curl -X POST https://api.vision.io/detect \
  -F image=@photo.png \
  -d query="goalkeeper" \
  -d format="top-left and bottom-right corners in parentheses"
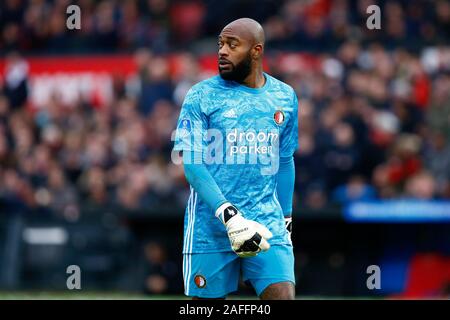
top-left (173, 18), bottom-right (298, 300)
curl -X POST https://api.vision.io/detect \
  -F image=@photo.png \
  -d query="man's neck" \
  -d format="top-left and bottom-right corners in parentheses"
top-left (241, 68), bottom-right (265, 88)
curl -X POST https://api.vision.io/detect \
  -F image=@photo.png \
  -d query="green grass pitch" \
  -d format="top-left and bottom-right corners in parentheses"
top-left (0, 291), bottom-right (378, 300)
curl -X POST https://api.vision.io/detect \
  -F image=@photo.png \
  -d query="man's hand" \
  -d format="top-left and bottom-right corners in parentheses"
top-left (216, 203), bottom-right (273, 258)
top-left (285, 216), bottom-right (292, 244)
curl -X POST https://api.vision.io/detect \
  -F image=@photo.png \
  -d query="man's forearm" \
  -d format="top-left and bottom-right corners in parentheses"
top-left (183, 151), bottom-right (227, 212)
top-left (276, 156), bottom-right (295, 217)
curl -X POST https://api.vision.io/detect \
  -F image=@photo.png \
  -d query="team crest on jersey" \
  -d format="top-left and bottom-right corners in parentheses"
top-left (273, 110), bottom-right (285, 125)
top-left (177, 118), bottom-right (191, 138)
top-left (194, 275), bottom-right (207, 288)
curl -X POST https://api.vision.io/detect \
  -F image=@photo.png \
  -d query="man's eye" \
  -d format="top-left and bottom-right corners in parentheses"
top-left (230, 43), bottom-right (237, 49)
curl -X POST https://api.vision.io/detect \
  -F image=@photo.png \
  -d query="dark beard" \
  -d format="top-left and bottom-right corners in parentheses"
top-left (219, 53), bottom-right (252, 83)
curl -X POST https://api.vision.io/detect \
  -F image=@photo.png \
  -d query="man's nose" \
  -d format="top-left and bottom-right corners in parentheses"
top-left (219, 44), bottom-right (229, 57)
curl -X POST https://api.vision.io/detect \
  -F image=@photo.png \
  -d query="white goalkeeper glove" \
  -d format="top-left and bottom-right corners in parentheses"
top-left (215, 202), bottom-right (273, 258)
top-left (285, 216), bottom-right (292, 245)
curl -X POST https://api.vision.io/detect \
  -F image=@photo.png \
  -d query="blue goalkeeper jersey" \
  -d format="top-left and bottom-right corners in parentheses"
top-left (173, 73), bottom-right (299, 253)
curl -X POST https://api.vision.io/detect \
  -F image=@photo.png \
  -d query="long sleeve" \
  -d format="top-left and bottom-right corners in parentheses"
top-left (182, 151), bottom-right (227, 212)
top-left (276, 156), bottom-right (295, 217)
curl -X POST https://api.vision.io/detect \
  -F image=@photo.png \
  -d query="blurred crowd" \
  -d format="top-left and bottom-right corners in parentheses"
top-left (1, 0), bottom-right (449, 54)
top-left (284, 43), bottom-right (450, 208)
top-left (0, 0), bottom-right (449, 221)
top-left (0, 49), bottom-right (189, 220)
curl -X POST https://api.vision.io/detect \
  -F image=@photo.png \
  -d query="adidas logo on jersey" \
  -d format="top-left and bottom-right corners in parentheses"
top-left (223, 109), bottom-right (238, 119)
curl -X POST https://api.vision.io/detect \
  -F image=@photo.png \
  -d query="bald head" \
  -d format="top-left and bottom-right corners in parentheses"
top-left (218, 18), bottom-right (265, 83)
top-left (221, 18), bottom-right (265, 47)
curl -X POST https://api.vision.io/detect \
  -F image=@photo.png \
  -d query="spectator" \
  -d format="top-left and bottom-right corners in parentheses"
top-left (2, 52), bottom-right (28, 110)
top-left (140, 241), bottom-right (180, 294)
top-left (324, 122), bottom-right (361, 192)
top-left (138, 56), bottom-right (173, 116)
top-left (332, 175), bottom-right (377, 205)
top-left (47, 165), bottom-right (79, 218)
top-left (424, 132), bottom-right (450, 197)
top-left (404, 171), bottom-right (437, 200)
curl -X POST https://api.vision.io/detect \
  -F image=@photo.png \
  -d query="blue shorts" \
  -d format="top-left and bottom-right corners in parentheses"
top-left (183, 245), bottom-right (295, 298)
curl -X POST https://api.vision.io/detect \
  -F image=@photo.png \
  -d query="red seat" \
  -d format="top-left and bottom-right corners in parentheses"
top-left (401, 253), bottom-right (450, 298)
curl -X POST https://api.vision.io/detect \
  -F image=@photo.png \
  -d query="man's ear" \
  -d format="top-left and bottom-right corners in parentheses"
top-left (252, 44), bottom-right (263, 59)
